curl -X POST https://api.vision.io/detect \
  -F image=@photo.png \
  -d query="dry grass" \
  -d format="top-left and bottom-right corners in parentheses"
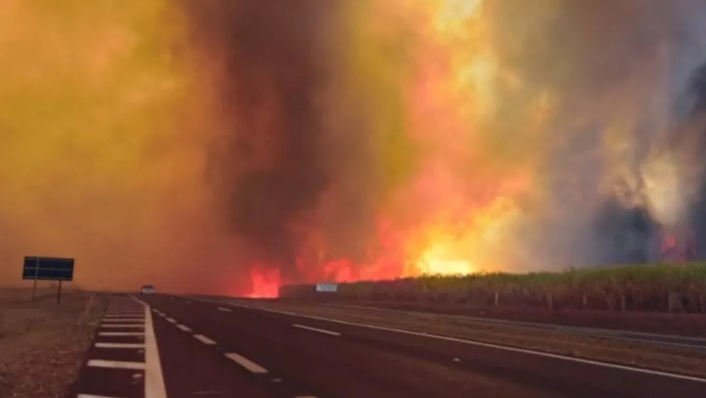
top-left (226, 299), bottom-right (706, 379)
top-left (0, 288), bottom-right (106, 398)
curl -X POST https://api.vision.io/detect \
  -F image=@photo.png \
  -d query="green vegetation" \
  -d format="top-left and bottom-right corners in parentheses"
top-left (280, 263), bottom-right (706, 313)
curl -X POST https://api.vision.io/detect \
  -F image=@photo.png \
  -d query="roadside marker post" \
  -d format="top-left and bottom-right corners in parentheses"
top-left (22, 256), bottom-right (75, 304)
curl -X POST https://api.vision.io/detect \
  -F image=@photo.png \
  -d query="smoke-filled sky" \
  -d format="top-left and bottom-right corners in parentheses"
top-left (1, 0), bottom-right (706, 296)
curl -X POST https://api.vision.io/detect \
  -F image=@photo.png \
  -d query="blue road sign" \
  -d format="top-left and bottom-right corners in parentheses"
top-left (23, 257), bottom-right (75, 281)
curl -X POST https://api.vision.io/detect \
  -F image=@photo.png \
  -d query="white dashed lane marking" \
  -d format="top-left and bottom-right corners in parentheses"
top-left (194, 334), bottom-right (216, 345)
top-left (225, 353), bottom-right (268, 374)
top-left (177, 324), bottom-right (192, 332)
top-left (217, 307), bottom-right (232, 313)
top-left (293, 324), bottom-right (341, 337)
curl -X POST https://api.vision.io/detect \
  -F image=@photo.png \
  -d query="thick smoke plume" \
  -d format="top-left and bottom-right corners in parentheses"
top-left (1, 0), bottom-right (706, 295)
top-left (195, 0), bottom-right (706, 290)
top-left (0, 0), bottom-right (238, 293)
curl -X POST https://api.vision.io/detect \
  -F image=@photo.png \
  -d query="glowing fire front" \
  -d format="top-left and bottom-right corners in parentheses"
top-left (2, 0), bottom-right (703, 296)
top-left (245, 0), bottom-right (706, 298)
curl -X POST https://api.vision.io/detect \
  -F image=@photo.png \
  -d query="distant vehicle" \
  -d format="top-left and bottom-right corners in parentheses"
top-left (140, 285), bottom-right (155, 295)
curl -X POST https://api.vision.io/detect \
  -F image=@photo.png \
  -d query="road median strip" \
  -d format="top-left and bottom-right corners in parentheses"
top-left (98, 331), bottom-right (145, 337)
top-left (100, 324), bottom-right (145, 328)
top-left (95, 343), bottom-right (145, 349)
top-left (88, 359), bottom-right (145, 370)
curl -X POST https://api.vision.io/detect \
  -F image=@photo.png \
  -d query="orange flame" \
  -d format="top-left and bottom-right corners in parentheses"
top-left (243, 0), bottom-right (700, 293)
top-left (661, 230), bottom-right (697, 263)
top-left (247, 267), bottom-right (281, 298)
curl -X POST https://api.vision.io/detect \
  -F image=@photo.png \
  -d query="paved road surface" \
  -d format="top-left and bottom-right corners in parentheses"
top-left (71, 294), bottom-right (706, 398)
top-left (314, 303), bottom-right (706, 350)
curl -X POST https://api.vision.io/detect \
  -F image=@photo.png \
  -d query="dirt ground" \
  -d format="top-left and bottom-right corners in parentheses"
top-left (0, 288), bottom-right (106, 398)
top-left (230, 299), bottom-right (706, 379)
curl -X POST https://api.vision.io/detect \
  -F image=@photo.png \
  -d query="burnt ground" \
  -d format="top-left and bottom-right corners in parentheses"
top-left (0, 288), bottom-right (106, 398)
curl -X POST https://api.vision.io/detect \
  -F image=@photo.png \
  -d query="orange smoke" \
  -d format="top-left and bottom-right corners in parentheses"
top-left (242, 0), bottom-right (706, 294)
top-left (3, 0), bottom-right (705, 298)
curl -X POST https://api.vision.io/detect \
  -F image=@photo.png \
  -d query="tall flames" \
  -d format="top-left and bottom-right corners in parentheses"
top-left (1, 1), bottom-right (705, 296)
top-left (241, 0), bottom-right (706, 298)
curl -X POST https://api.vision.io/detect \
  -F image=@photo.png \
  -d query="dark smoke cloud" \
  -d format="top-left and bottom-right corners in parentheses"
top-left (587, 60), bottom-right (706, 266)
top-left (184, 0), bottom-right (351, 279)
top-left (685, 65), bottom-right (706, 259)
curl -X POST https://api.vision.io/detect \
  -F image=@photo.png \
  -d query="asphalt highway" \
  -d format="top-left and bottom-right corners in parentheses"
top-left (317, 303), bottom-right (706, 350)
top-left (70, 294), bottom-right (706, 398)
top-left (140, 295), bottom-right (706, 397)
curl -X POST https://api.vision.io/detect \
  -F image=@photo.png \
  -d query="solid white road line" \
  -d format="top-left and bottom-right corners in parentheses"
top-left (102, 318), bottom-right (144, 323)
top-left (95, 343), bottom-right (145, 349)
top-left (130, 296), bottom-right (168, 398)
top-left (293, 324), bottom-right (341, 337)
top-left (234, 304), bottom-right (706, 384)
top-left (194, 334), bottom-right (216, 345)
top-left (106, 311), bottom-right (143, 315)
top-left (99, 332), bottom-right (145, 337)
top-left (101, 324), bottom-right (145, 329)
top-left (177, 324), bottom-right (192, 332)
top-left (217, 307), bottom-right (231, 312)
top-left (88, 359), bottom-right (145, 370)
top-left (225, 353), bottom-right (268, 374)
top-left (166, 317), bottom-right (177, 323)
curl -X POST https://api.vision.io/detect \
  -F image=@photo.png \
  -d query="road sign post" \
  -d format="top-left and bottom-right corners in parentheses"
top-left (31, 257), bottom-right (39, 303)
top-left (23, 256), bottom-right (75, 304)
